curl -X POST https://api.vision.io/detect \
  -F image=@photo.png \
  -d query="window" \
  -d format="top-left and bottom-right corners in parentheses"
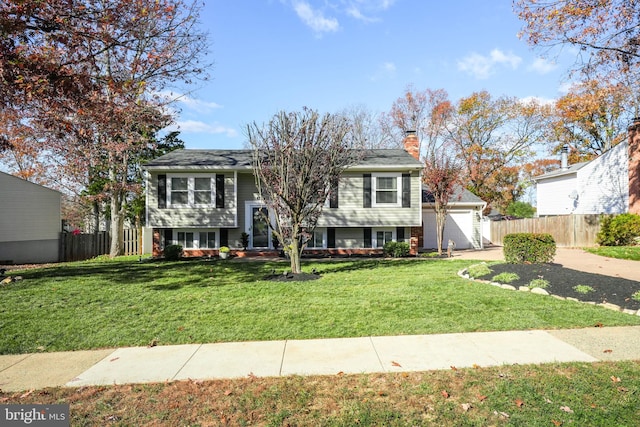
top-left (199, 232), bottom-right (216, 249)
top-left (168, 175), bottom-right (214, 207)
top-left (307, 229), bottom-right (325, 249)
top-left (171, 177), bottom-right (189, 205)
top-left (373, 173), bottom-right (401, 206)
top-left (374, 228), bottom-right (395, 248)
top-left (174, 230), bottom-right (218, 249)
top-left (177, 231), bottom-right (195, 249)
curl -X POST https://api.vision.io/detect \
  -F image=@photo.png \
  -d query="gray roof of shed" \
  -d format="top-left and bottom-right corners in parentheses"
top-left (422, 185), bottom-right (485, 205)
top-left (143, 149), bottom-right (422, 170)
top-left (532, 162), bottom-right (588, 181)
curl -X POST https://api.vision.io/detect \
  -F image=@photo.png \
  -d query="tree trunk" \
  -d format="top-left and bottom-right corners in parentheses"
top-left (109, 192), bottom-right (125, 258)
top-left (435, 203), bottom-right (447, 256)
top-left (288, 238), bottom-right (302, 274)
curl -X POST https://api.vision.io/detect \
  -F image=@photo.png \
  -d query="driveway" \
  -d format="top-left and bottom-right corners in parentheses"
top-left (454, 246), bottom-right (640, 282)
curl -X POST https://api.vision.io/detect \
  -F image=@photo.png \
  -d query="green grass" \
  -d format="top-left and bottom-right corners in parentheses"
top-left (491, 272), bottom-right (520, 283)
top-left (4, 361), bottom-right (640, 426)
top-left (529, 278), bottom-right (550, 289)
top-left (585, 246), bottom-right (640, 260)
top-left (574, 285), bottom-right (596, 294)
top-left (1, 257), bottom-right (640, 354)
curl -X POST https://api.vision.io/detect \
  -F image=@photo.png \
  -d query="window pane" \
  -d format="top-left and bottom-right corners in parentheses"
top-left (208, 232), bottom-right (216, 248)
top-left (186, 232), bottom-right (194, 248)
top-left (199, 232), bottom-right (208, 248)
top-left (376, 190), bottom-right (397, 204)
top-left (172, 191), bottom-right (188, 205)
top-left (194, 177), bottom-right (210, 191)
top-left (376, 177), bottom-right (397, 190)
top-left (376, 231), bottom-right (384, 248)
top-left (194, 191), bottom-right (211, 205)
top-left (384, 231), bottom-right (392, 242)
top-left (178, 232), bottom-right (185, 246)
top-left (172, 177), bottom-right (188, 190)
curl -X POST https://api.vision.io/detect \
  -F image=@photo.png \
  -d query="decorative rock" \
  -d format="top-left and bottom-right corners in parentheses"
top-left (489, 282), bottom-right (502, 287)
top-left (552, 295), bottom-right (565, 300)
top-left (500, 284), bottom-right (517, 291)
top-left (566, 297), bottom-right (580, 303)
top-left (623, 309), bottom-right (637, 315)
top-left (600, 302), bottom-right (621, 312)
top-left (530, 287), bottom-right (549, 295)
top-left (518, 286), bottom-right (530, 292)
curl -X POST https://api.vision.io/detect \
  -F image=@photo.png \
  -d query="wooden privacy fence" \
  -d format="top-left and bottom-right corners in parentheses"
top-left (489, 214), bottom-right (603, 247)
top-left (60, 229), bottom-right (141, 262)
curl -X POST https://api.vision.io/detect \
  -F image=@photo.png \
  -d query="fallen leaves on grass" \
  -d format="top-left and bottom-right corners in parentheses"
top-left (441, 390), bottom-right (450, 398)
top-left (560, 405), bottom-right (574, 413)
top-left (515, 398), bottom-right (525, 408)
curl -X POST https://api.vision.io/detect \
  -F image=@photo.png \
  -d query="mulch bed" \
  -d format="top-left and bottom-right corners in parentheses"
top-left (477, 263), bottom-right (640, 311)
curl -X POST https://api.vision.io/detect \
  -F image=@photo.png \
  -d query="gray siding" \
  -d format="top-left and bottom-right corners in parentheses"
top-left (147, 172), bottom-right (237, 228)
top-left (317, 171), bottom-right (422, 227)
top-left (0, 172), bottom-right (61, 241)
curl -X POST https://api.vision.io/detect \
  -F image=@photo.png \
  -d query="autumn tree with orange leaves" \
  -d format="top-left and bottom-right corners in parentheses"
top-left (549, 79), bottom-right (633, 162)
top-left (446, 91), bottom-right (549, 214)
top-left (1, 0), bottom-right (209, 257)
top-left (515, 0), bottom-right (640, 76)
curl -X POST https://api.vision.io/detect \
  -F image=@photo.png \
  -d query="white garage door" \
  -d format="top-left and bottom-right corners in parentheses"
top-left (423, 210), bottom-right (473, 249)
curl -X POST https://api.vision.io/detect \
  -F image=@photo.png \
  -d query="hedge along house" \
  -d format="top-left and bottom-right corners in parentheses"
top-left (143, 133), bottom-right (424, 257)
top-left (0, 171), bottom-right (62, 264)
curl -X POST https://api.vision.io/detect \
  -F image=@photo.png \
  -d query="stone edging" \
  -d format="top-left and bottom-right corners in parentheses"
top-left (458, 264), bottom-right (640, 317)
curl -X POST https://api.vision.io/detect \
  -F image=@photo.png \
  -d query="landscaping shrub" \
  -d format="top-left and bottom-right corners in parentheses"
top-left (163, 244), bottom-right (183, 261)
top-left (383, 241), bottom-right (410, 257)
top-left (503, 233), bottom-right (556, 264)
top-left (596, 213), bottom-right (640, 246)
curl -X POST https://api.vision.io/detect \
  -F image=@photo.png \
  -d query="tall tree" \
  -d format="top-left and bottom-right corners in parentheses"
top-left (380, 85), bottom-right (452, 157)
top-left (446, 91), bottom-right (548, 213)
top-left (1, 0), bottom-right (209, 257)
top-left (339, 104), bottom-right (393, 149)
top-left (549, 78), bottom-right (632, 161)
top-left (422, 144), bottom-right (463, 256)
top-left (515, 0), bottom-right (640, 76)
top-left (246, 108), bottom-right (359, 274)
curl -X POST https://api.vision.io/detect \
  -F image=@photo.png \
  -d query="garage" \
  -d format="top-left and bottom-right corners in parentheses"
top-left (423, 209), bottom-right (474, 250)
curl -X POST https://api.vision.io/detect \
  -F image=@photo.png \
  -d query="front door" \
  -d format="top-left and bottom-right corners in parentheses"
top-left (251, 206), bottom-right (270, 248)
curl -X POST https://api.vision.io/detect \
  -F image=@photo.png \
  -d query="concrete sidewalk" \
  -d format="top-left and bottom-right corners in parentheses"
top-left (2, 326), bottom-right (640, 392)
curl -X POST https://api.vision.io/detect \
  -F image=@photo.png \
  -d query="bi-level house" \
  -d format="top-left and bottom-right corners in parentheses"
top-left (144, 134), bottom-right (425, 257)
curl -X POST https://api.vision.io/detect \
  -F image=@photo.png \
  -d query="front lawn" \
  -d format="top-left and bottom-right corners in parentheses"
top-left (2, 257), bottom-right (640, 354)
top-left (585, 246), bottom-right (640, 261)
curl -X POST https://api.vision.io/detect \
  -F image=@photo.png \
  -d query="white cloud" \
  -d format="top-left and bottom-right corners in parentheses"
top-left (519, 95), bottom-right (556, 106)
top-left (529, 57), bottom-right (557, 75)
top-left (292, 1), bottom-right (339, 34)
top-left (344, 0), bottom-right (396, 22)
top-left (156, 91), bottom-right (222, 113)
top-left (369, 61), bottom-right (396, 81)
top-left (168, 120), bottom-right (238, 137)
top-left (457, 49), bottom-right (522, 79)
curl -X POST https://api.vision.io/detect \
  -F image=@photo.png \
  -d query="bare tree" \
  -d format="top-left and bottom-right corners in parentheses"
top-left (339, 104), bottom-right (393, 148)
top-left (246, 108), bottom-right (360, 274)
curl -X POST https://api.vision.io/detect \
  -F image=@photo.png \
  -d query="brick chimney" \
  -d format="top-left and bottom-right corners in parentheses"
top-left (403, 130), bottom-right (420, 161)
top-left (629, 117), bottom-right (640, 214)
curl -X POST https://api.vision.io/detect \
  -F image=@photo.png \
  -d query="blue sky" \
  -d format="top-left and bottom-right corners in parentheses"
top-left (167, 0), bottom-right (576, 149)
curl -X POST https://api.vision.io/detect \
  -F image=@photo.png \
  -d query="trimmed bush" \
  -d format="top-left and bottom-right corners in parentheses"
top-left (383, 241), bottom-right (410, 258)
top-left (596, 213), bottom-right (640, 246)
top-left (163, 244), bottom-right (183, 261)
top-left (503, 233), bottom-right (556, 264)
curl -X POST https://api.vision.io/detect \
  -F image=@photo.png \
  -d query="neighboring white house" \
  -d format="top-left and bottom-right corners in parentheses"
top-left (534, 141), bottom-right (629, 216)
top-left (422, 187), bottom-right (486, 250)
top-left (0, 171), bottom-right (62, 263)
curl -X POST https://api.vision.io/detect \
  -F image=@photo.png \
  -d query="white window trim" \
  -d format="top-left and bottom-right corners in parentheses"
top-left (167, 174), bottom-right (216, 208)
top-left (173, 229), bottom-right (220, 249)
top-left (372, 173), bottom-right (401, 207)
top-left (373, 228), bottom-right (396, 248)
top-left (244, 201), bottom-right (274, 249)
